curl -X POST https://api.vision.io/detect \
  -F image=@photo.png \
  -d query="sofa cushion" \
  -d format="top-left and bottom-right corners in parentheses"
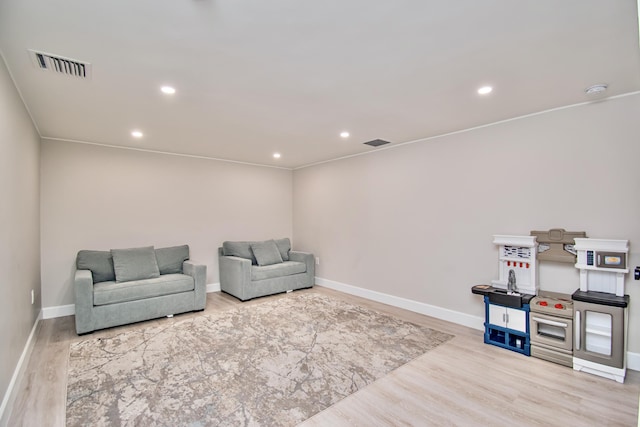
top-left (274, 238), bottom-right (291, 261)
top-left (251, 261), bottom-right (306, 281)
top-left (155, 245), bottom-right (190, 274)
top-left (222, 241), bottom-right (257, 265)
top-left (251, 240), bottom-right (283, 266)
top-left (93, 274), bottom-right (195, 306)
top-left (111, 246), bottom-right (160, 282)
top-left (76, 250), bottom-right (115, 283)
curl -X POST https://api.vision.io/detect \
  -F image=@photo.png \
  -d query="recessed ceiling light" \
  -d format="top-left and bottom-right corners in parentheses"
top-left (160, 86), bottom-right (176, 95)
top-left (585, 84), bottom-right (608, 95)
top-left (477, 86), bottom-right (493, 95)
top-left (273, 153), bottom-right (281, 159)
top-left (131, 130), bottom-right (143, 138)
top-left (340, 131), bottom-right (350, 138)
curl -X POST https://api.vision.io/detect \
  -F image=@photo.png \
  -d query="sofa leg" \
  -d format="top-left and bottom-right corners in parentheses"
top-left (167, 314), bottom-right (174, 318)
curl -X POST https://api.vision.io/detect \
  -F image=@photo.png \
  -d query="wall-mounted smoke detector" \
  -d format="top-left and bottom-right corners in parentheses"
top-left (363, 139), bottom-right (391, 147)
top-left (28, 49), bottom-right (91, 79)
top-left (584, 84), bottom-right (607, 96)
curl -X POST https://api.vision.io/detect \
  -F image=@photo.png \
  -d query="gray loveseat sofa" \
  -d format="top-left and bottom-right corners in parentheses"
top-left (74, 245), bottom-right (206, 334)
top-left (218, 238), bottom-right (314, 301)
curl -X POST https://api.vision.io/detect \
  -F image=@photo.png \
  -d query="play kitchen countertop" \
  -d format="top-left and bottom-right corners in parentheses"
top-left (471, 284), bottom-right (534, 308)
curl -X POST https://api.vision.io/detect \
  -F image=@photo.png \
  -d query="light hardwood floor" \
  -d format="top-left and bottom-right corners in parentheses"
top-left (7, 287), bottom-right (640, 426)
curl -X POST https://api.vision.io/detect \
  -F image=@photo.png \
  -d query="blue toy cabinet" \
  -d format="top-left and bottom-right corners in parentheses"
top-left (483, 296), bottom-right (531, 355)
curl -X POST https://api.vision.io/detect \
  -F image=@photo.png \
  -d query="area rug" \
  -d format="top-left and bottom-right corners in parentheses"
top-left (66, 293), bottom-right (453, 426)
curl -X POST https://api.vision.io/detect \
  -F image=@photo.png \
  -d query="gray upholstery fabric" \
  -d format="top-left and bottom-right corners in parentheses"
top-left (74, 269), bottom-right (94, 333)
top-left (82, 292), bottom-right (197, 335)
top-left (93, 274), bottom-right (194, 306)
top-left (75, 258), bottom-right (207, 335)
top-left (111, 246), bottom-right (160, 282)
top-left (251, 261), bottom-right (306, 281)
top-left (274, 238), bottom-right (291, 261)
top-left (218, 245), bottom-right (314, 301)
top-left (222, 241), bottom-right (257, 265)
top-left (184, 261), bottom-right (207, 311)
top-left (155, 245), bottom-right (190, 274)
top-left (251, 240), bottom-right (283, 266)
top-left (76, 250), bottom-right (115, 283)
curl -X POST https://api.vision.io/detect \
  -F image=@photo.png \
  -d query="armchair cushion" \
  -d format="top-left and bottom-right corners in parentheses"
top-left (76, 250), bottom-right (115, 283)
top-left (251, 240), bottom-right (283, 266)
top-left (155, 245), bottom-right (190, 274)
top-left (93, 274), bottom-right (194, 306)
top-left (274, 238), bottom-right (291, 261)
top-left (222, 241), bottom-right (258, 265)
top-left (111, 246), bottom-right (160, 282)
top-left (251, 261), bottom-right (306, 281)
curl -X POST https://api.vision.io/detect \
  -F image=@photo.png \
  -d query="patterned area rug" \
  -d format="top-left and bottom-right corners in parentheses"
top-left (66, 293), bottom-right (453, 426)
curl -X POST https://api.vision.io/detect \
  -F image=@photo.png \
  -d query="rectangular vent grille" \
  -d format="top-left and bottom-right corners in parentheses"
top-left (29, 50), bottom-right (91, 79)
top-left (363, 139), bottom-right (391, 147)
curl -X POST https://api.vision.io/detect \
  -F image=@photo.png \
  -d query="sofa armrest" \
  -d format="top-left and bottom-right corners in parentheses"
top-left (74, 269), bottom-right (94, 334)
top-left (219, 255), bottom-right (252, 300)
top-left (183, 261), bottom-right (207, 310)
top-left (289, 251), bottom-right (315, 281)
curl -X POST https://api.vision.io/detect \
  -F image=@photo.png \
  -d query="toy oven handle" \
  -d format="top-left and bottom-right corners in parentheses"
top-left (531, 316), bottom-right (568, 328)
top-left (575, 311), bottom-right (581, 350)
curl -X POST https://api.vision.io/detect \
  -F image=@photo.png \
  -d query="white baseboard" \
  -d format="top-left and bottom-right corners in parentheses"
top-left (315, 277), bottom-right (485, 331)
top-left (42, 304), bottom-right (74, 319)
top-left (0, 311), bottom-right (41, 427)
top-left (627, 351), bottom-right (640, 372)
top-left (41, 283), bottom-right (221, 320)
top-left (315, 276), bottom-right (640, 372)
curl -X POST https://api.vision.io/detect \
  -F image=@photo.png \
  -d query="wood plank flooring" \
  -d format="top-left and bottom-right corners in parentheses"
top-left (7, 287), bottom-right (640, 426)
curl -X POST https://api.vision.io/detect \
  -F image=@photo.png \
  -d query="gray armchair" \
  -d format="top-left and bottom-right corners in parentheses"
top-left (218, 238), bottom-right (314, 301)
top-left (74, 245), bottom-right (206, 334)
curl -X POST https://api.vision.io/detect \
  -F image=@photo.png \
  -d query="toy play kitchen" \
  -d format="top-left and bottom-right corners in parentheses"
top-left (472, 230), bottom-right (633, 383)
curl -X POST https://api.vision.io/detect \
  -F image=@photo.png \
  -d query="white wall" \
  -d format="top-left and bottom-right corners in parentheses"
top-left (0, 56), bottom-right (41, 417)
top-left (40, 141), bottom-right (293, 308)
top-left (293, 93), bottom-right (640, 353)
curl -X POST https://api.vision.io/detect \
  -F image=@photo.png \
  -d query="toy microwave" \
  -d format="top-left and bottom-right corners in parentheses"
top-left (586, 250), bottom-right (627, 269)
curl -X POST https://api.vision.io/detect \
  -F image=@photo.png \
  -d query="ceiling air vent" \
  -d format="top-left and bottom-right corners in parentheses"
top-left (363, 139), bottom-right (391, 147)
top-left (28, 50), bottom-right (91, 79)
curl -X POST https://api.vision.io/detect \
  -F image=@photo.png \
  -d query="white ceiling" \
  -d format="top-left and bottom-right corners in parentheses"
top-left (1, 0), bottom-right (639, 169)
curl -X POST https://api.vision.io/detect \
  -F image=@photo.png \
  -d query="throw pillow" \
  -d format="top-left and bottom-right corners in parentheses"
top-left (155, 245), bottom-right (190, 274)
top-left (111, 246), bottom-right (160, 282)
top-left (76, 250), bottom-right (115, 283)
top-left (251, 240), bottom-right (284, 266)
top-left (274, 238), bottom-right (291, 261)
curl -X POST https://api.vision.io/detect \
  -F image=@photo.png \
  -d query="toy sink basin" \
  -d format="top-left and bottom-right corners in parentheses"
top-left (488, 289), bottom-right (523, 308)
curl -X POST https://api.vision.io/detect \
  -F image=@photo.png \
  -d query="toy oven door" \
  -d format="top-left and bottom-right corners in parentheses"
top-left (530, 312), bottom-right (572, 351)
